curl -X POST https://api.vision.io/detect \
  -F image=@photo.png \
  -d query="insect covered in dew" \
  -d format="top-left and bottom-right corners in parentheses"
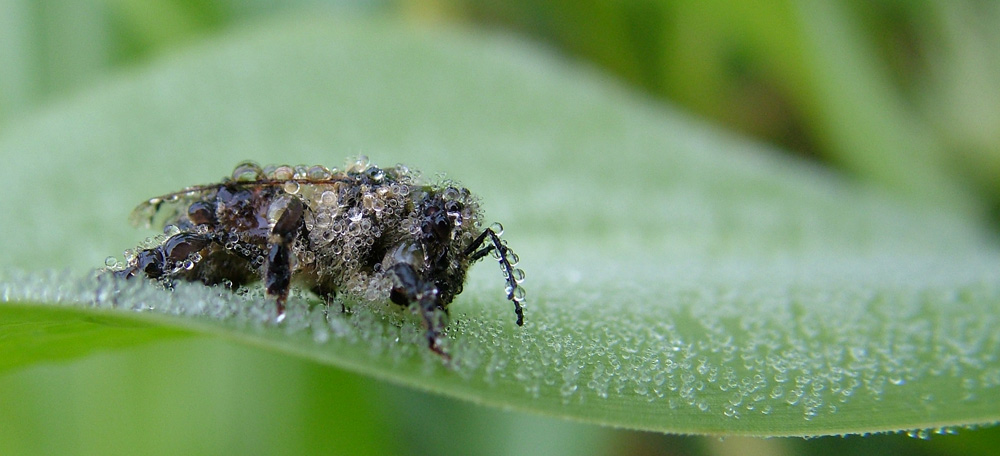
top-left (112, 157), bottom-right (525, 356)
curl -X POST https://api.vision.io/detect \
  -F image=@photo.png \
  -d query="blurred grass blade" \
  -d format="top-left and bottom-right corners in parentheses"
top-left (0, 0), bottom-right (42, 125)
top-left (1, 13), bottom-right (999, 437)
top-left (794, 0), bottom-right (972, 209)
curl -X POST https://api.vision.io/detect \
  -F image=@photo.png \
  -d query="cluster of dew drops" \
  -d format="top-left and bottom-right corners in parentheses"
top-left (489, 222), bottom-right (526, 304)
top-left (282, 157), bottom-right (425, 301)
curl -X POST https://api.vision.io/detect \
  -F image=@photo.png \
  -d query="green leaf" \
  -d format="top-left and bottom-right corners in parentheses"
top-left (0, 301), bottom-right (194, 373)
top-left (1, 13), bottom-right (999, 438)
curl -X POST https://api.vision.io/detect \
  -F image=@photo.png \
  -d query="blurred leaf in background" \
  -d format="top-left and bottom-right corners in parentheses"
top-left (0, 0), bottom-right (389, 127)
top-left (455, 0), bottom-right (1000, 216)
top-left (3, 2), bottom-right (998, 209)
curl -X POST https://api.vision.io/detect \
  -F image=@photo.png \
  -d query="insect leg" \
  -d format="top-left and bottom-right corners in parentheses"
top-left (311, 284), bottom-right (344, 314)
top-left (264, 198), bottom-right (304, 322)
top-left (389, 263), bottom-right (451, 358)
top-left (462, 226), bottom-right (525, 326)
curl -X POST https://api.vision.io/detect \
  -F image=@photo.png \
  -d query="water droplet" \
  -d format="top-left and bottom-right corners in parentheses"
top-left (348, 155), bottom-right (370, 173)
top-left (315, 212), bottom-right (332, 228)
top-left (104, 256), bottom-right (119, 268)
top-left (307, 165), bottom-right (331, 180)
top-left (318, 190), bottom-right (337, 206)
top-left (348, 208), bottom-right (363, 222)
top-left (272, 165), bottom-right (294, 180)
top-left (560, 383), bottom-right (578, 397)
top-left (511, 268), bottom-right (526, 284)
top-left (489, 222), bottom-right (504, 236)
top-left (283, 181), bottom-right (300, 194)
top-left (504, 251), bottom-right (519, 266)
top-left (505, 285), bottom-right (526, 301)
top-left (232, 161), bottom-right (263, 182)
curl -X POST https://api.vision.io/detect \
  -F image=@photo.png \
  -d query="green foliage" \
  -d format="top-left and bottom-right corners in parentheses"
top-left (461, 0), bottom-right (1000, 212)
top-left (1, 14), bottom-right (999, 454)
top-left (0, 0), bottom-right (387, 126)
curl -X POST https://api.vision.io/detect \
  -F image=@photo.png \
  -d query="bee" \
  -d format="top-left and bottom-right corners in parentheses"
top-left (112, 157), bottom-right (525, 357)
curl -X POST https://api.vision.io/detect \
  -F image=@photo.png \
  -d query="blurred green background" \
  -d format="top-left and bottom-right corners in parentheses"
top-left (5, 0), bottom-right (1000, 216)
top-left (2, 0), bottom-right (999, 454)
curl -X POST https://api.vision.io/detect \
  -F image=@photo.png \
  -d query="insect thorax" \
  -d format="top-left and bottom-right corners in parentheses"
top-left (280, 164), bottom-right (483, 304)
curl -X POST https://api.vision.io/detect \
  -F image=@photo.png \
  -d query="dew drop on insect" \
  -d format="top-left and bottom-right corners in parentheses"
top-left (283, 180), bottom-right (300, 194)
top-left (505, 285), bottom-right (527, 301)
top-left (489, 222), bottom-right (504, 236)
top-left (315, 212), bottom-right (332, 228)
top-left (319, 190), bottom-right (337, 206)
top-left (348, 208), bottom-right (363, 222)
top-left (512, 286), bottom-right (526, 301)
top-left (282, 165), bottom-right (301, 179)
top-left (348, 155), bottom-right (370, 173)
top-left (504, 251), bottom-right (520, 266)
top-left (231, 161), bottom-right (263, 182)
top-left (331, 220), bottom-right (345, 234)
top-left (308, 165), bottom-right (331, 180)
top-left (104, 256), bottom-right (119, 268)
top-left (272, 165), bottom-right (294, 180)
top-left (511, 268), bottom-right (526, 284)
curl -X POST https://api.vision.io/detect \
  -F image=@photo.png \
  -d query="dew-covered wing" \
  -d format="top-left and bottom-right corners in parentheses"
top-left (128, 184), bottom-right (222, 229)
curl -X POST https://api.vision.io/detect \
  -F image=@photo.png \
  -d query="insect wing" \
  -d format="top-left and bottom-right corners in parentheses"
top-left (128, 184), bottom-right (221, 229)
